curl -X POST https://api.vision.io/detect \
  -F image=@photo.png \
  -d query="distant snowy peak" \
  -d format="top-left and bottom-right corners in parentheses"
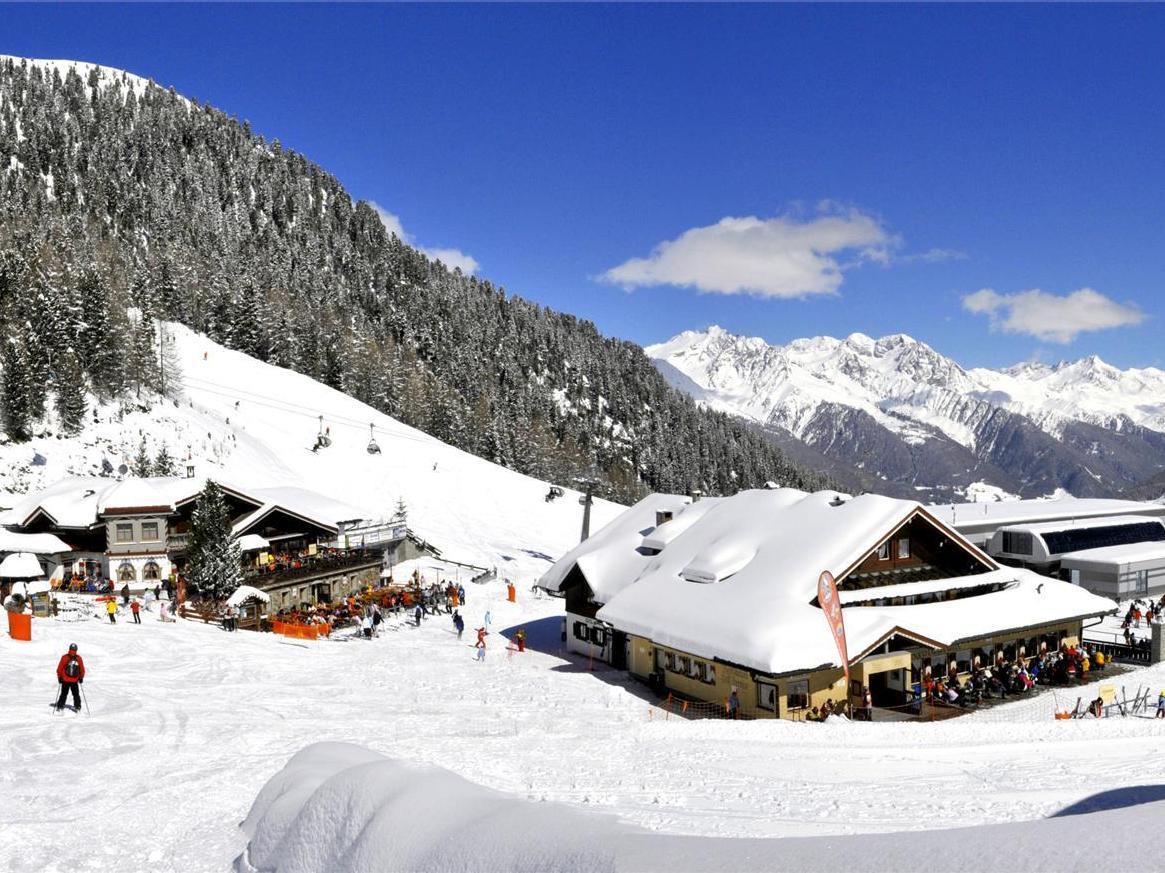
top-left (647, 326), bottom-right (980, 447)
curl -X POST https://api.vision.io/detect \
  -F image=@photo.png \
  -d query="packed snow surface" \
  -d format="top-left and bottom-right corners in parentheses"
top-left (4, 590), bottom-right (1164, 872)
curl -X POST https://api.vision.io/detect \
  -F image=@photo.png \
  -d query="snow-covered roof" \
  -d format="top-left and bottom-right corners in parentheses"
top-left (933, 498), bottom-right (1165, 531)
top-left (996, 515), bottom-right (1165, 535)
top-left (1060, 541), bottom-right (1165, 567)
top-left (592, 489), bottom-right (1114, 676)
top-left (4, 476), bottom-right (362, 538)
top-left (0, 552), bottom-right (44, 579)
top-left (0, 528), bottom-right (72, 554)
top-left (227, 585), bottom-right (271, 607)
top-left (236, 534), bottom-right (270, 552)
top-left (536, 493), bottom-right (691, 604)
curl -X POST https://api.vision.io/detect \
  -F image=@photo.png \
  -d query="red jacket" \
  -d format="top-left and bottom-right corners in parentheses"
top-left (130, 601), bottom-right (141, 613)
top-left (57, 653), bottom-right (85, 684)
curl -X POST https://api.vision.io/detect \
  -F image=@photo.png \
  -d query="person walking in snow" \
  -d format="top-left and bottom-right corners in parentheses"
top-left (1157, 691), bottom-right (1165, 719)
top-left (453, 610), bottom-right (465, 640)
top-left (55, 643), bottom-right (85, 711)
top-left (121, 583), bottom-right (131, 607)
top-left (130, 598), bottom-right (141, 625)
top-left (414, 604), bottom-right (423, 627)
top-left (727, 688), bottom-right (740, 719)
top-left (105, 598), bottom-right (117, 624)
top-left (457, 584), bottom-right (466, 606)
top-left (483, 609), bottom-right (492, 629)
top-left (362, 614), bottom-right (373, 639)
top-left (515, 628), bottom-right (527, 653)
top-left (475, 638), bottom-right (486, 663)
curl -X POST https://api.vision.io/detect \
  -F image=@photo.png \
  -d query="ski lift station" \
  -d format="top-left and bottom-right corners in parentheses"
top-left (538, 489), bottom-right (1130, 720)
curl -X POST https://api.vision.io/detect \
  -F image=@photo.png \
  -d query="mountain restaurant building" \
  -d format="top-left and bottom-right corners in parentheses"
top-left (540, 489), bottom-right (1115, 719)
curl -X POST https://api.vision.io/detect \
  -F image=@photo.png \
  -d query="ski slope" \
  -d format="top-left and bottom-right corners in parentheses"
top-left (2, 589), bottom-right (1164, 873)
top-left (0, 321), bottom-right (623, 582)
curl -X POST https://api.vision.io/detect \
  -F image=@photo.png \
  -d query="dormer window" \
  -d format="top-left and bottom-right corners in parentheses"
top-left (897, 537), bottom-right (911, 559)
top-left (877, 542), bottom-right (890, 561)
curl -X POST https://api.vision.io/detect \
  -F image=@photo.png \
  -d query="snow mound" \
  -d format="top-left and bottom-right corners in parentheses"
top-left (239, 743), bottom-right (1165, 873)
top-left (237, 742), bottom-right (619, 873)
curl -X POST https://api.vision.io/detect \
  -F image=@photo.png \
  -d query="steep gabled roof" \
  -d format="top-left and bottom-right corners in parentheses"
top-left (594, 489), bottom-right (1114, 676)
top-left (537, 493), bottom-right (691, 604)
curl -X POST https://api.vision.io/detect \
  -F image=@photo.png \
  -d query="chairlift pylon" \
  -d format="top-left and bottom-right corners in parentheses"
top-left (366, 423), bottom-right (381, 455)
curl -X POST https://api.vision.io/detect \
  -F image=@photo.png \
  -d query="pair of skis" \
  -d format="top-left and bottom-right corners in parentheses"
top-left (51, 685), bottom-right (91, 716)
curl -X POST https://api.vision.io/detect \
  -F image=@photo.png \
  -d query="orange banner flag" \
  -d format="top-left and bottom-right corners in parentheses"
top-left (818, 570), bottom-right (850, 687)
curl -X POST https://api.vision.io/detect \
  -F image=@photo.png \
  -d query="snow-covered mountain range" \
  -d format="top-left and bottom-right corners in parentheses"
top-left (649, 326), bottom-right (1165, 500)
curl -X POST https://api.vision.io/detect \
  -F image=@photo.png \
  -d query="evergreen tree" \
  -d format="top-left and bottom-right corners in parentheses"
top-left (153, 444), bottom-right (175, 477)
top-left (185, 480), bottom-right (242, 601)
top-left (133, 436), bottom-right (151, 476)
top-left (1, 338), bottom-right (31, 441)
top-left (53, 347), bottom-right (87, 435)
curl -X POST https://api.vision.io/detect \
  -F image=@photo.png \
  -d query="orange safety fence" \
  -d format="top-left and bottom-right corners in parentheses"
top-left (271, 620), bottom-right (331, 639)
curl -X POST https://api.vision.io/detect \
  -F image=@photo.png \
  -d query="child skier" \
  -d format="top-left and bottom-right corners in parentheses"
top-left (130, 598), bottom-right (142, 624)
top-left (55, 643), bottom-right (85, 711)
top-left (105, 598), bottom-right (117, 624)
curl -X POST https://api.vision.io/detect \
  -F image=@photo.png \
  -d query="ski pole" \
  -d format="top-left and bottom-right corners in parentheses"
top-left (80, 683), bottom-right (91, 716)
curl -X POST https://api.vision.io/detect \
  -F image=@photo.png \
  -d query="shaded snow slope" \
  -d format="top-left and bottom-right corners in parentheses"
top-left (0, 321), bottom-right (623, 578)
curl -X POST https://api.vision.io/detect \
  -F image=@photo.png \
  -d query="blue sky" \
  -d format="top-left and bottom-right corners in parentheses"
top-left (5, 4), bottom-right (1164, 368)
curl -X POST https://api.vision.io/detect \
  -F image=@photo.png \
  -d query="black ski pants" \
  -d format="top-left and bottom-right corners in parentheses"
top-left (56, 682), bottom-right (81, 710)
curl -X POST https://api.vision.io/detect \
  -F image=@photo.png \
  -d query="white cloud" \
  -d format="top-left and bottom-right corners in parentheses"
top-left (962, 287), bottom-right (1145, 344)
top-left (598, 208), bottom-right (894, 299)
top-left (369, 202), bottom-right (479, 275)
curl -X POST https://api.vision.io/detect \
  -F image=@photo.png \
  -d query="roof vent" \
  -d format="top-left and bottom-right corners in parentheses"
top-left (690, 489), bottom-right (703, 503)
top-left (829, 495), bottom-right (847, 507)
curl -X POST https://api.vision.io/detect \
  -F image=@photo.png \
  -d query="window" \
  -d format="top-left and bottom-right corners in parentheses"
top-left (1136, 570), bottom-right (1149, 595)
top-left (757, 681), bottom-right (777, 711)
top-left (676, 655), bottom-right (690, 675)
top-left (664, 652), bottom-right (676, 672)
top-left (117, 562), bottom-right (136, 583)
top-left (590, 626), bottom-right (607, 648)
top-left (143, 562), bottom-right (161, 582)
top-left (655, 510), bottom-right (674, 527)
top-left (897, 537), bottom-right (911, 560)
top-left (115, 523), bottom-right (134, 544)
top-left (141, 522), bottom-right (160, 541)
top-left (1069, 569), bottom-right (1081, 585)
top-left (688, 659), bottom-right (701, 679)
top-left (1002, 531), bottom-right (1033, 555)
top-left (572, 621), bottom-right (588, 642)
top-left (786, 679), bottom-right (809, 710)
top-left (877, 542), bottom-right (890, 561)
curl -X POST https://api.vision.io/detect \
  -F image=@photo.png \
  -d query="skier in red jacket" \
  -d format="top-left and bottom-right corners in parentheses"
top-left (55, 643), bottom-right (85, 711)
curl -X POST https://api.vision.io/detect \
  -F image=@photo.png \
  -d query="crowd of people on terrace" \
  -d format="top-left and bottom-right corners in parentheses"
top-left (920, 641), bottom-right (1108, 709)
top-left (270, 570), bottom-right (471, 632)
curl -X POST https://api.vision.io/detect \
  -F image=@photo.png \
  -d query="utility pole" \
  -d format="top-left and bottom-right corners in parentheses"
top-left (574, 477), bottom-right (600, 542)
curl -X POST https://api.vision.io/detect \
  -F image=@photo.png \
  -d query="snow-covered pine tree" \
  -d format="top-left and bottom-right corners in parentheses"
top-left (185, 480), bottom-right (242, 601)
top-left (153, 444), bottom-right (175, 477)
top-left (133, 436), bottom-right (151, 476)
top-left (54, 347), bottom-right (87, 435)
top-left (0, 338), bottom-right (32, 441)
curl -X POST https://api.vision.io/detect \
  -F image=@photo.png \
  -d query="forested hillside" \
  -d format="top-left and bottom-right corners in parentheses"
top-left (0, 58), bottom-right (827, 501)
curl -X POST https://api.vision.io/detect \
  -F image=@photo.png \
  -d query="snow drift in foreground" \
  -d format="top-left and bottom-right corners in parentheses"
top-left (240, 742), bottom-right (1165, 873)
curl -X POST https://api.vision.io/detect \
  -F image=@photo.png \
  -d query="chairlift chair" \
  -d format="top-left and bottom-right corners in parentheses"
top-left (367, 423), bottom-right (381, 455)
top-left (312, 415), bottom-right (332, 452)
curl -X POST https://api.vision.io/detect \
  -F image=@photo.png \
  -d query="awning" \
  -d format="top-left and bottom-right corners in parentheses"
top-left (236, 534), bottom-right (271, 552)
top-left (227, 585), bottom-right (271, 607)
top-left (0, 552), bottom-right (44, 579)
